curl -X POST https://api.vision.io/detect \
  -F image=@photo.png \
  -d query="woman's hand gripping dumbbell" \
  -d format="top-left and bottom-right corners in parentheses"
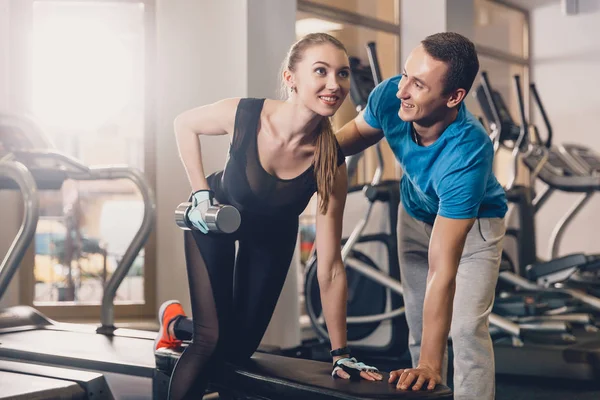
top-left (175, 190), bottom-right (241, 234)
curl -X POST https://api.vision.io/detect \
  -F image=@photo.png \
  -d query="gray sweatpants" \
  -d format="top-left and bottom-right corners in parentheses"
top-left (398, 205), bottom-right (505, 400)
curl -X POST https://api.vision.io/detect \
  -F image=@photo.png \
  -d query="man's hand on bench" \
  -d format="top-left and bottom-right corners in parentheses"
top-left (331, 357), bottom-right (383, 382)
top-left (388, 365), bottom-right (441, 391)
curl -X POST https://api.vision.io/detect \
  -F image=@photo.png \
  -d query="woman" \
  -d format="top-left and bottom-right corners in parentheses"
top-left (157, 33), bottom-right (382, 400)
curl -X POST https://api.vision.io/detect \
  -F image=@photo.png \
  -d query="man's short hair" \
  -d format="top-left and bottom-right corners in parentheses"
top-left (421, 32), bottom-right (480, 95)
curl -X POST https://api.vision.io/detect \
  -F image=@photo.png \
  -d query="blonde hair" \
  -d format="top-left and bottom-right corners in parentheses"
top-left (281, 33), bottom-right (347, 214)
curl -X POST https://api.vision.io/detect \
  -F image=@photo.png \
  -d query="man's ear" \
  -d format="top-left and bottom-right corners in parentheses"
top-left (446, 88), bottom-right (467, 108)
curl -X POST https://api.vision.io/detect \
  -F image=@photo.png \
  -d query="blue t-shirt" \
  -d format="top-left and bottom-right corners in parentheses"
top-left (363, 75), bottom-right (507, 224)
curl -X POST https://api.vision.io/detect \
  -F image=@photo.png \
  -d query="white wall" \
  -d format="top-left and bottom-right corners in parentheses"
top-left (530, 1), bottom-right (600, 258)
top-left (247, 0), bottom-right (297, 99)
top-left (154, 0), bottom-right (248, 312)
top-left (400, 0), bottom-right (476, 63)
top-left (246, 0), bottom-right (300, 349)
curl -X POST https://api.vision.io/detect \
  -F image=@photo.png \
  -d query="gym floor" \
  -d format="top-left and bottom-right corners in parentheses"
top-left (414, 361), bottom-right (600, 399)
top-left (495, 375), bottom-right (600, 400)
top-left (444, 361), bottom-right (600, 399)
top-left (445, 360), bottom-right (600, 399)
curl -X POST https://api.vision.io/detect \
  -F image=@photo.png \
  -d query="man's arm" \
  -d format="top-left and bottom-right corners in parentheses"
top-left (389, 216), bottom-right (474, 391)
top-left (418, 149), bottom-right (490, 377)
top-left (336, 112), bottom-right (384, 156)
top-left (419, 216), bottom-right (474, 372)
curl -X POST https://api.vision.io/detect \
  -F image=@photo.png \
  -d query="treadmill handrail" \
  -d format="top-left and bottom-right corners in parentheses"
top-left (2, 116), bottom-right (156, 329)
top-left (343, 42), bottom-right (385, 186)
top-left (12, 149), bottom-right (90, 174)
top-left (529, 83), bottom-right (553, 148)
top-left (338, 42), bottom-right (387, 261)
top-left (557, 145), bottom-right (591, 176)
top-left (507, 74), bottom-right (530, 191)
top-left (0, 160), bottom-right (39, 301)
top-left (561, 143), bottom-right (600, 175)
top-left (526, 147), bottom-right (550, 189)
top-left (513, 74), bottom-right (529, 150)
top-left (548, 192), bottom-right (593, 259)
top-left (89, 166), bottom-right (156, 328)
top-left (0, 112), bottom-right (56, 150)
top-left (5, 153), bottom-right (155, 328)
top-left (365, 41), bottom-right (385, 187)
top-left (479, 71), bottom-right (504, 151)
top-left (345, 154), bottom-right (362, 181)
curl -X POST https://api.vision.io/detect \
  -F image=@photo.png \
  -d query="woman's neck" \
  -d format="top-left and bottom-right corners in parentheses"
top-left (268, 100), bottom-right (323, 146)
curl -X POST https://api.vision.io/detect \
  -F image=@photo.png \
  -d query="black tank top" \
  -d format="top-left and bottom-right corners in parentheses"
top-left (207, 98), bottom-right (345, 217)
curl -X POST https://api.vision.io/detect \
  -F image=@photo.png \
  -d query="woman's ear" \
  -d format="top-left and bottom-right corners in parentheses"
top-left (283, 69), bottom-right (295, 91)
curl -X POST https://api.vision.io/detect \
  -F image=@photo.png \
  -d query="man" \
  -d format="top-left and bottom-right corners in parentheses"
top-left (336, 32), bottom-right (508, 400)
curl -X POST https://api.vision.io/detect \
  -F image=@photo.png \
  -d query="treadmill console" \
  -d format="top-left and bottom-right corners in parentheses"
top-left (474, 85), bottom-right (600, 191)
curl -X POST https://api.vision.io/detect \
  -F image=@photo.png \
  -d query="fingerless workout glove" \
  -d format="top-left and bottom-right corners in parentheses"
top-left (331, 357), bottom-right (379, 381)
top-left (188, 190), bottom-right (214, 234)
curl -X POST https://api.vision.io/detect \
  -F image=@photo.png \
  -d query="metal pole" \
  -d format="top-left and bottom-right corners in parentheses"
top-left (0, 161), bottom-right (39, 301)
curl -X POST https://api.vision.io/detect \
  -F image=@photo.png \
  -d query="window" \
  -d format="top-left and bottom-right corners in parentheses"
top-left (301, 0), bottom-right (399, 24)
top-left (11, 0), bottom-right (156, 319)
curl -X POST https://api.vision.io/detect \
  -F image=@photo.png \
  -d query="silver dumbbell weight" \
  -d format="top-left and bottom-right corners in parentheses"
top-left (175, 202), bottom-right (241, 234)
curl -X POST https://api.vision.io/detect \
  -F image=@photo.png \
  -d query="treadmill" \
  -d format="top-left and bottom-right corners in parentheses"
top-left (474, 73), bottom-right (600, 296)
top-left (469, 72), bottom-right (600, 379)
top-left (0, 113), bottom-right (157, 396)
top-left (0, 358), bottom-right (114, 400)
top-left (524, 85), bottom-right (600, 292)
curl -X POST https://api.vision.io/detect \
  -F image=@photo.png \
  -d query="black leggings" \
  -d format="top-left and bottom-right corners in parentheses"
top-left (167, 213), bottom-right (299, 400)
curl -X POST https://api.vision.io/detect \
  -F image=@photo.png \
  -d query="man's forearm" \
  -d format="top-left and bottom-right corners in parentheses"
top-left (336, 120), bottom-right (376, 156)
top-left (417, 216), bottom-right (472, 374)
top-left (418, 273), bottom-right (457, 373)
top-left (337, 132), bottom-right (370, 156)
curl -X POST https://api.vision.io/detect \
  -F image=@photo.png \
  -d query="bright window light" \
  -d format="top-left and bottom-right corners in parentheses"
top-left (32, 17), bottom-right (133, 131)
top-left (296, 18), bottom-right (344, 37)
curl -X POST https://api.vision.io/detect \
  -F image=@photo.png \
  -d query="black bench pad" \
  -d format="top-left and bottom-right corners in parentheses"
top-left (156, 348), bottom-right (453, 399)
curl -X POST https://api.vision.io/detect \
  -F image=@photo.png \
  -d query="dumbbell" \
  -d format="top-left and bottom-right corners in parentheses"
top-left (175, 202), bottom-right (241, 234)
